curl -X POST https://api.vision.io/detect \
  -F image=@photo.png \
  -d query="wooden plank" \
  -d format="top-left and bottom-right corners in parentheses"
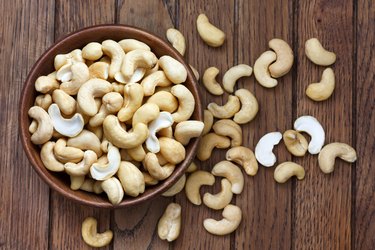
top-left (0, 0), bottom-right (54, 249)
top-left (293, 0), bottom-right (354, 249)
top-left (49, 1), bottom-right (115, 249)
top-left (355, 1), bottom-right (375, 249)
top-left (235, 1), bottom-right (293, 249)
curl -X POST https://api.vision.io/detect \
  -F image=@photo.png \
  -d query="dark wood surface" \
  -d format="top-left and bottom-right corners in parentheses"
top-left (1, 0), bottom-right (374, 249)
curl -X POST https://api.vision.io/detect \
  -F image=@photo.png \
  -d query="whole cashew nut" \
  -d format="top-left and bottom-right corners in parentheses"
top-left (274, 162), bottom-right (305, 183)
top-left (28, 106), bottom-right (54, 144)
top-left (207, 95), bottom-right (241, 119)
top-left (294, 115), bottom-right (325, 154)
top-left (48, 104), bottom-right (84, 137)
top-left (121, 49), bottom-right (157, 81)
top-left (35, 75), bottom-right (59, 94)
top-left (143, 152), bottom-right (175, 180)
top-left (162, 174), bottom-right (186, 197)
top-left (212, 119), bottom-right (242, 147)
top-left (233, 88), bottom-right (259, 124)
top-left (222, 64), bottom-right (252, 93)
top-left (81, 217), bottom-right (113, 248)
top-left (118, 39), bottom-right (151, 53)
top-left (196, 14), bottom-right (225, 47)
top-left (117, 83), bottom-right (144, 122)
top-left (255, 132), bottom-right (282, 167)
top-left (305, 38), bottom-right (336, 66)
top-left (203, 178), bottom-right (233, 210)
top-left (226, 146), bottom-right (258, 176)
top-left (254, 51), bottom-right (277, 88)
top-left (82, 42), bottom-right (103, 61)
top-left (202, 110), bottom-right (214, 135)
top-left (65, 150), bottom-right (98, 176)
top-left (185, 170), bottom-right (215, 205)
top-left (40, 141), bottom-right (64, 172)
top-left (159, 137), bottom-right (186, 165)
top-left (52, 89), bottom-right (77, 115)
top-left (117, 161), bottom-right (145, 197)
top-left (211, 161), bottom-right (244, 194)
top-left (174, 120), bottom-right (204, 145)
top-left (157, 203), bottom-right (182, 242)
top-left (146, 91), bottom-right (178, 113)
top-left (90, 143), bottom-right (121, 180)
top-left (166, 28), bottom-right (186, 56)
top-left (159, 55), bottom-right (187, 84)
top-left (197, 133), bottom-right (230, 161)
top-left (102, 39), bottom-right (125, 78)
top-left (54, 138), bottom-right (84, 163)
top-left (318, 142), bottom-right (357, 174)
top-left (203, 204), bottom-right (242, 235)
top-left (101, 177), bottom-right (124, 205)
top-left (141, 70), bottom-right (172, 96)
top-left (283, 130), bottom-right (308, 157)
top-left (145, 111), bottom-right (174, 153)
top-left (306, 68), bottom-right (335, 101)
top-left (60, 62), bottom-right (90, 95)
top-left (202, 67), bottom-right (224, 95)
top-left (171, 85), bottom-right (195, 122)
top-left (268, 38), bottom-right (294, 78)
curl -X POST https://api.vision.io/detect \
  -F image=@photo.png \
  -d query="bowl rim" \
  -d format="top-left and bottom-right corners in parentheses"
top-left (19, 24), bottom-right (202, 208)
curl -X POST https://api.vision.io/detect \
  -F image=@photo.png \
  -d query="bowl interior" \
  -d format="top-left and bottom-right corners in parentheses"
top-left (19, 25), bottom-right (202, 208)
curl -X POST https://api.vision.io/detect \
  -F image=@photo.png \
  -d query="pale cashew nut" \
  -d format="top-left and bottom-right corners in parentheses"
top-left (186, 162), bottom-right (198, 173)
top-left (52, 89), bottom-right (77, 115)
top-left (70, 175), bottom-right (85, 190)
top-left (60, 62), bottom-right (90, 95)
top-left (174, 121), bottom-right (204, 145)
top-left (159, 55), bottom-right (187, 84)
top-left (274, 162), bottom-right (305, 183)
top-left (142, 172), bottom-right (159, 186)
top-left (102, 39), bottom-right (125, 78)
top-left (101, 177), bottom-right (124, 205)
top-left (203, 204), bottom-right (241, 235)
top-left (305, 38), bottom-right (336, 66)
top-left (202, 110), bottom-right (214, 135)
top-left (89, 62), bottom-right (109, 80)
top-left (143, 153), bottom-right (175, 180)
top-left (254, 51), bottom-right (277, 88)
top-left (146, 91), bottom-right (178, 113)
top-left (222, 64), bottom-right (252, 93)
top-left (35, 75), bottom-right (59, 94)
top-left (211, 161), bottom-right (244, 194)
top-left (48, 104), bottom-right (84, 137)
top-left (233, 89), bottom-right (259, 124)
top-left (157, 203), bottom-right (181, 242)
top-left (268, 38), bottom-right (294, 78)
top-left (162, 174), bottom-right (186, 197)
top-left (166, 28), bottom-right (186, 56)
top-left (212, 119), bottom-right (242, 147)
top-left (318, 142), bottom-right (357, 174)
top-left (117, 83), bottom-right (144, 122)
top-left (255, 132), bottom-right (282, 167)
top-left (196, 14), bottom-right (225, 47)
top-left (89, 92), bottom-right (123, 127)
top-left (90, 143), bottom-right (121, 180)
top-left (226, 146), bottom-right (258, 176)
top-left (294, 115), bottom-right (325, 154)
top-left (65, 150), bottom-right (98, 176)
top-left (132, 103), bottom-right (160, 127)
top-left (159, 137), bottom-right (186, 165)
top-left (306, 68), bottom-right (335, 101)
top-left (171, 85), bottom-right (195, 122)
top-left (141, 71), bottom-right (172, 96)
top-left (185, 170), bottom-right (215, 205)
top-left (81, 217), bottom-right (113, 248)
top-left (197, 133), bottom-right (230, 161)
top-left (121, 49), bottom-right (157, 81)
top-left (118, 39), bottom-right (151, 53)
top-left (202, 67), bottom-right (224, 95)
top-left (28, 106), bottom-right (53, 144)
top-left (283, 130), bottom-right (308, 157)
top-left (126, 145), bottom-right (146, 162)
top-left (146, 112), bottom-right (174, 153)
top-left (40, 141), bottom-right (64, 172)
top-left (82, 42), bottom-right (103, 61)
top-left (54, 138), bottom-right (84, 163)
top-left (67, 129), bottom-right (102, 157)
top-left (207, 95), bottom-right (240, 119)
top-left (34, 94), bottom-right (52, 110)
top-left (117, 161), bottom-right (145, 197)
top-left (203, 178), bottom-right (233, 210)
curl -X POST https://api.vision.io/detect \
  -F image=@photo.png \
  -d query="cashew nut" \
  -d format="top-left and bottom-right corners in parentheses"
top-left (211, 161), bottom-right (244, 194)
top-left (52, 89), bottom-right (77, 115)
top-left (203, 204), bottom-right (241, 235)
top-left (305, 38), bottom-right (336, 66)
top-left (294, 115), bottom-right (325, 154)
top-left (35, 75), bottom-right (59, 94)
top-left (213, 119), bottom-right (242, 147)
top-left (159, 137), bottom-right (186, 165)
top-left (102, 39), bottom-right (125, 78)
top-left (202, 67), bottom-right (224, 95)
top-left (162, 174), bottom-right (186, 197)
top-left (157, 203), bottom-right (181, 242)
top-left (132, 103), bottom-right (160, 127)
top-left (143, 152), bottom-right (175, 180)
top-left (67, 129), bottom-right (102, 157)
top-left (207, 95), bottom-right (240, 119)
top-left (159, 55), bottom-right (187, 84)
top-left (48, 104), bottom-right (84, 137)
top-left (65, 150), bottom-right (97, 176)
top-left (118, 39), bottom-right (151, 53)
top-left (117, 83), bottom-right (144, 122)
top-left (306, 68), bottom-right (335, 101)
top-left (126, 145), bottom-right (146, 162)
top-left (255, 132), bottom-right (282, 167)
top-left (203, 178), bottom-right (233, 210)
top-left (121, 49), bottom-right (157, 81)
top-left (54, 138), bottom-right (84, 163)
top-left (318, 142), bottom-right (357, 174)
top-left (146, 111), bottom-right (174, 153)
top-left (118, 161), bottom-right (145, 197)
top-left (268, 38), bottom-right (294, 78)
top-left (202, 110), bottom-right (214, 135)
top-left (254, 51), bottom-right (277, 88)
top-left (283, 130), bottom-right (308, 157)
top-left (226, 146), bottom-right (258, 176)
top-left (171, 85), bottom-right (195, 122)
top-left (59, 62), bottom-right (90, 95)
top-left (82, 42), bottom-right (103, 61)
top-left (146, 91), bottom-right (178, 113)
top-left (101, 177), bottom-right (124, 205)
top-left (81, 217), bottom-right (113, 248)
top-left (166, 28), bottom-right (186, 56)
top-left (40, 141), bottom-right (64, 172)
top-left (34, 93), bottom-right (52, 110)
top-left (174, 121), bottom-right (204, 145)
top-left (28, 106), bottom-right (54, 144)
top-left (197, 133), bottom-right (230, 161)
top-left (90, 143), bottom-right (120, 180)
top-left (222, 64), bottom-right (252, 93)
top-left (141, 70), bottom-right (172, 96)
top-left (274, 162), bottom-right (305, 183)
top-left (196, 14), bottom-right (225, 47)
top-left (233, 88), bottom-right (259, 124)
top-left (185, 170), bottom-right (215, 205)
top-left (89, 62), bottom-right (109, 80)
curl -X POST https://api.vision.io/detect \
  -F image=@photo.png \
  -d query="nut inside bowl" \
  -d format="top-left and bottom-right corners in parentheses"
top-left (19, 25), bottom-right (202, 208)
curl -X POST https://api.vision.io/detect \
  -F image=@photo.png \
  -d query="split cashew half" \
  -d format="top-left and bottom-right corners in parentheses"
top-left (306, 68), bottom-right (335, 101)
top-left (101, 177), bottom-right (124, 205)
top-left (207, 95), bottom-right (240, 119)
top-left (185, 170), bottom-right (215, 205)
top-left (268, 38), bottom-right (294, 78)
top-left (233, 89), bottom-right (259, 124)
top-left (255, 132), bottom-right (282, 167)
top-left (166, 28), bottom-right (186, 56)
top-left (294, 115), bottom-right (325, 154)
top-left (254, 51), bottom-right (277, 88)
top-left (211, 161), bottom-right (244, 194)
top-left (283, 130), bottom-right (308, 157)
top-left (213, 119), bottom-right (242, 147)
top-left (305, 38), bottom-right (336, 66)
top-left (90, 143), bottom-right (121, 180)
top-left (28, 106), bottom-right (54, 144)
top-left (117, 161), bottom-right (145, 197)
top-left (196, 14), bottom-right (225, 47)
top-left (102, 39), bottom-right (125, 78)
top-left (203, 67), bottom-right (224, 95)
top-left (203, 204), bottom-right (241, 235)
top-left (274, 162), bottom-right (305, 183)
top-left (174, 120), bottom-right (204, 145)
top-left (318, 142), bottom-right (357, 174)
top-left (226, 146), bottom-right (258, 176)
top-left (197, 133), bottom-right (230, 161)
top-left (81, 217), bottom-right (113, 248)
top-left (203, 178), bottom-right (233, 210)
top-left (222, 64), bottom-right (252, 93)
top-left (157, 203), bottom-right (181, 242)
top-left (162, 174), bottom-right (186, 197)
top-left (48, 104), bottom-right (84, 137)
top-left (171, 85), bottom-right (195, 122)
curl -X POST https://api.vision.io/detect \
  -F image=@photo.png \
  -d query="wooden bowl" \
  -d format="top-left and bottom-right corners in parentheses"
top-left (19, 25), bottom-right (202, 208)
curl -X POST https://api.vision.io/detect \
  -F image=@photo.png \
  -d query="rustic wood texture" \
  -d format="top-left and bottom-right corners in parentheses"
top-left (1, 0), bottom-right (374, 249)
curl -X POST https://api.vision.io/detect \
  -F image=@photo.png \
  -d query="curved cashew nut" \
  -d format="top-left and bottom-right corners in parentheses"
top-left (203, 204), bottom-right (241, 235)
top-left (146, 91), bottom-right (178, 113)
top-left (268, 38), bottom-right (294, 78)
top-left (143, 152), bottom-right (175, 180)
top-left (40, 141), bottom-right (64, 172)
top-left (89, 92), bottom-right (123, 127)
top-left (159, 137), bottom-right (186, 165)
top-left (118, 39), bottom-right (151, 53)
top-left (207, 95), bottom-right (240, 119)
top-left (90, 143), bottom-right (121, 180)
top-left (212, 161), bottom-right (244, 194)
top-left (202, 110), bottom-right (214, 135)
top-left (117, 83), bottom-right (144, 122)
top-left (48, 104), bottom-right (84, 137)
top-left (196, 14), bottom-right (225, 47)
top-left (157, 203), bottom-right (181, 242)
top-left (203, 178), bottom-right (233, 210)
top-left (101, 177), bottom-right (124, 205)
top-left (82, 42), bottom-right (103, 61)
top-left (255, 132), bottom-right (282, 167)
top-left (28, 106), bottom-right (53, 144)
top-left (197, 133), bottom-right (230, 161)
top-left (65, 150), bottom-right (98, 176)
top-left (126, 145), bottom-right (146, 162)
top-left (226, 146), bottom-right (258, 176)
top-left (102, 40), bottom-right (125, 78)
top-left (118, 161), bottom-right (145, 197)
top-left (35, 93), bottom-right (52, 110)
top-left (174, 120), bottom-right (204, 145)
top-left (162, 174), bottom-right (186, 197)
top-left (294, 115), bottom-right (325, 154)
top-left (254, 51), bottom-right (277, 88)
top-left (166, 28), bottom-right (186, 56)
top-left (202, 67), bottom-right (224, 95)
top-left (212, 119), bottom-right (242, 147)
top-left (306, 68), bottom-right (335, 101)
top-left (52, 89), bottom-right (77, 115)
top-left (141, 70), bottom-right (172, 96)
top-left (234, 88), bottom-right (259, 124)
top-left (318, 142), bottom-right (357, 174)
top-left (274, 162), bottom-right (305, 183)
top-left (283, 130), bottom-right (308, 157)
top-left (54, 138), bottom-right (84, 163)
top-left (121, 49), bottom-right (157, 81)
top-left (171, 85), bottom-right (195, 122)
top-left (67, 129), bottom-right (102, 157)
top-left (222, 64), bottom-right (252, 93)
top-left (146, 112), bottom-right (174, 153)
top-left (159, 55), bottom-right (187, 84)
top-left (54, 49), bottom-right (84, 71)
top-left (81, 217), bottom-right (113, 248)
top-left (185, 170), bottom-right (215, 205)
top-left (89, 62), bottom-right (109, 80)
top-left (35, 75), bottom-right (59, 94)
top-left (132, 103), bottom-right (160, 127)
top-left (59, 62), bottom-right (90, 95)
top-left (305, 38), bottom-right (336, 66)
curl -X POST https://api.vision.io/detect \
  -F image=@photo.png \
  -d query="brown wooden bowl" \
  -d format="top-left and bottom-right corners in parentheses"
top-left (19, 25), bottom-right (202, 208)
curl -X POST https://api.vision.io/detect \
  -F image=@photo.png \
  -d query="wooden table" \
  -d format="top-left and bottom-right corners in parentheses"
top-left (1, 0), bottom-right (374, 249)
